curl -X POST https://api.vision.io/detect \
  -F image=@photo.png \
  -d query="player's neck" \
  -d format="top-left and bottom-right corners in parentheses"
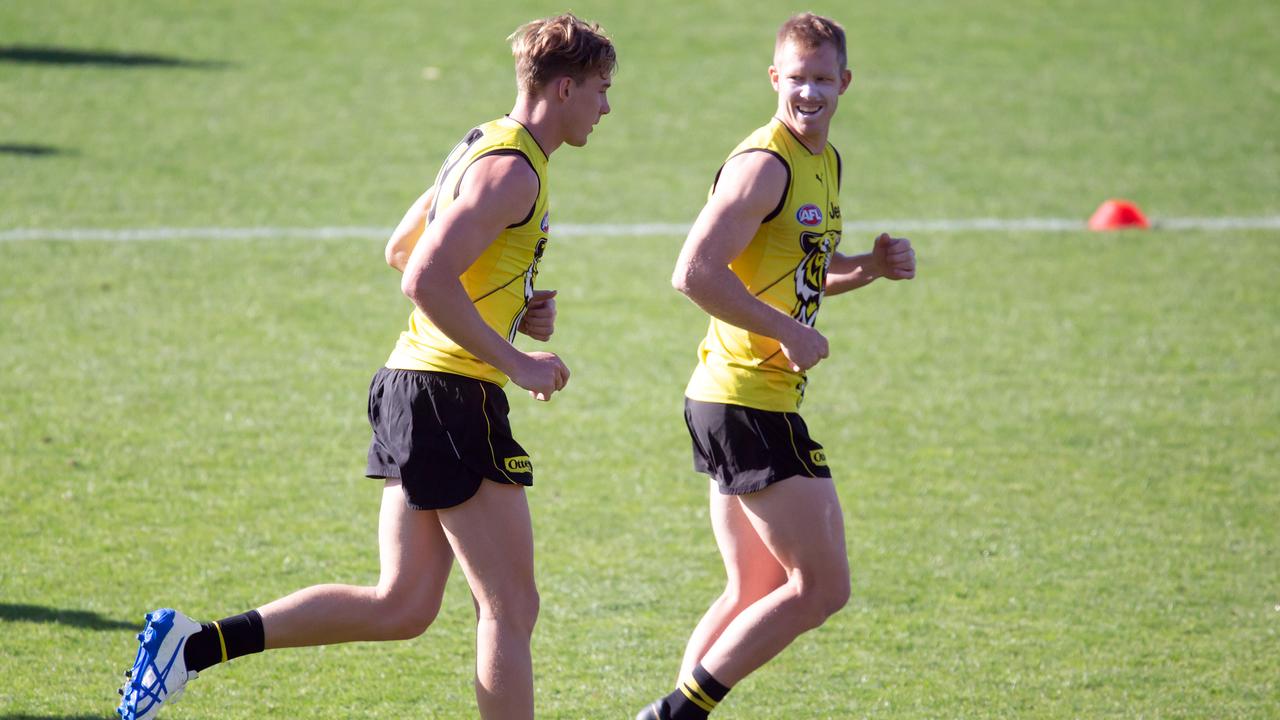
top-left (509, 97), bottom-right (561, 156)
top-left (775, 116), bottom-right (828, 155)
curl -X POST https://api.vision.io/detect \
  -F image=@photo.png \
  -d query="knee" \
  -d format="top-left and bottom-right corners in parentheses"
top-left (792, 571), bottom-right (850, 629)
top-left (511, 586), bottom-right (541, 634)
top-left (371, 586), bottom-right (443, 641)
top-left (822, 576), bottom-right (852, 618)
top-left (478, 585), bottom-right (540, 636)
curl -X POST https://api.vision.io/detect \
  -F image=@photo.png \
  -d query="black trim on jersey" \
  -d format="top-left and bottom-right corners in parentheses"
top-left (777, 119), bottom-right (822, 156)
top-left (453, 149), bottom-right (540, 229)
top-left (752, 267), bottom-right (794, 298)
top-left (470, 271), bottom-right (524, 304)
top-left (427, 127), bottom-right (485, 224)
top-left (757, 347), bottom-right (785, 367)
top-left (832, 144), bottom-right (843, 190)
top-left (505, 115), bottom-right (550, 162)
top-left (713, 149), bottom-right (791, 225)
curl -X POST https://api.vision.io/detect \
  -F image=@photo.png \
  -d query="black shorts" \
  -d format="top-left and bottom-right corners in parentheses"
top-left (684, 398), bottom-right (831, 495)
top-left (366, 367), bottom-right (532, 510)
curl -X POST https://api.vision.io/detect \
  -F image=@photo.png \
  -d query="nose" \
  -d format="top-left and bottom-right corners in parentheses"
top-left (601, 98), bottom-right (611, 116)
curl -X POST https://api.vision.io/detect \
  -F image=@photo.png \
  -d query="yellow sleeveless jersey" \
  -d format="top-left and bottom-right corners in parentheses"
top-left (386, 116), bottom-right (550, 385)
top-left (685, 118), bottom-right (843, 413)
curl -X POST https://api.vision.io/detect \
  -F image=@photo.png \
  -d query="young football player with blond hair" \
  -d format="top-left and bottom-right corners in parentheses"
top-left (119, 14), bottom-right (614, 720)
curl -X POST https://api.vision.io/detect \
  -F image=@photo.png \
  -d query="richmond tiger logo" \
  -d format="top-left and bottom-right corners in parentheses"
top-left (792, 230), bottom-right (839, 326)
top-left (507, 237), bottom-right (548, 342)
top-left (523, 237), bottom-right (548, 305)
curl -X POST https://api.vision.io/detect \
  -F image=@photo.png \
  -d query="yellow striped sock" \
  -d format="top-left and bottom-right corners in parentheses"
top-left (679, 677), bottom-right (718, 712)
top-left (211, 620), bottom-right (228, 664)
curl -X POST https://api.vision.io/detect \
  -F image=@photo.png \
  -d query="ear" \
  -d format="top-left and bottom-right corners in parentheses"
top-left (838, 68), bottom-right (852, 94)
top-left (768, 64), bottom-right (780, 91)
top-left (556, 76), bottom-right (574, 102)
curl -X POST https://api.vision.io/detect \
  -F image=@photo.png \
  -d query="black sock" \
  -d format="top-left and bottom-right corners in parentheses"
top-left (663, 663), bottom-right (731, 719)
top-left (183, 610), bottom-right (265, 673)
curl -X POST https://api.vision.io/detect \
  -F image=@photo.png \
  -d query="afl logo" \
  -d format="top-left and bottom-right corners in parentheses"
top-left (796, 204), bottom-right (823, 226)
top-left (540, 211), bottom-right (550, 234)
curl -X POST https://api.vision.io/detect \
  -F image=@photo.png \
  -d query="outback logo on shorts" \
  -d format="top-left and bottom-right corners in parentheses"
top-left (796, 204), bottom-right (823, 226)
top-left (809, 449), bottom-right (828, 467)
top-left (540, 211), bottom-right (550, 234)
top-left (504, 456), bottom-right (533, 473)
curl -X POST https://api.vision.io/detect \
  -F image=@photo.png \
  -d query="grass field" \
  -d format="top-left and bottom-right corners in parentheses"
top-left (2, 1), bottom-right (1278, 718)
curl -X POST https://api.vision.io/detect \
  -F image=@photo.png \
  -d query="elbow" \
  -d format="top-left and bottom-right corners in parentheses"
top-left (403, 260), bottom-right (454, 310)
top-left (672, 263), bottom-right (713, 302)
top-left (400, 268), bottom-right (423, 302)
top-left (385, 234), bottom-right (409, 270)
top-left (671, 263), bottom-right (695, 296)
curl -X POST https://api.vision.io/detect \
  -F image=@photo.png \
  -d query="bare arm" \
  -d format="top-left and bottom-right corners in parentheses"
top-left (400, 155), bottom-right (568, 400)
top-left (388, 183), bottom-right (557, 340)
top-left (386, 185), bottom-right (437, 272)
top-left (672, 152), bottom-right (828, 371)
top-left (825, 232), bottom-right (916, 295)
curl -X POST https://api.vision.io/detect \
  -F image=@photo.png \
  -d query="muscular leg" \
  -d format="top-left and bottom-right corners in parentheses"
top-left (677, 479), bottom-right (787, 680)
top-left (695, 475), bottom-right (850, 687)
top-left (257, 480), bottom-right (455, 648)
top-left (438, 481), bottom-right (539, 720)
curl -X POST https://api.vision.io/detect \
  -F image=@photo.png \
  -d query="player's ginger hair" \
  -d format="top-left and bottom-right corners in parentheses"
top-left (776, 12), bottom-right (847, 69)
top-left (508, 13), bottom-right (616, 94)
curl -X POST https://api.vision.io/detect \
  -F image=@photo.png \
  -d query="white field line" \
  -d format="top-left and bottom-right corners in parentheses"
top-left (1, 216), bottom-right (1279, 242)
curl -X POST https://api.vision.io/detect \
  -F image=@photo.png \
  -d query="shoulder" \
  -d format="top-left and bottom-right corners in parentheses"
top-left (706, 150), bottom-right (789, 224)
top-left (718, 150), bottom-right (789, 195)
top-left (721, 148), bottom-right (788, 185)
top-left (456, 153), bottom-right (539, 224)
top-left (723, 120), bottom-right (794, 179)
top-left (465, 153), bottom-right (538, 193)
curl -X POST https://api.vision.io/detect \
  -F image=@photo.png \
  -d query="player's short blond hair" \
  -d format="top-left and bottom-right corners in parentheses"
top-left (508, 13), bottom-right (616, 94)
top-left (775, 12), bottom-right (847, 69)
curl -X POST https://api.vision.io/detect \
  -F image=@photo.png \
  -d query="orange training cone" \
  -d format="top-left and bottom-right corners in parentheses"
top-left (1088, 199), bottom-right (1149, 231)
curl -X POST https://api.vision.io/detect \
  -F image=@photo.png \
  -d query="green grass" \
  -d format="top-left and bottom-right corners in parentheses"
top-left (2, 1), bottom-right (1278, 718)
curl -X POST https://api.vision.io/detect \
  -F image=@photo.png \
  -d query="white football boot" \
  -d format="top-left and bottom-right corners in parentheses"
top-left (117, 608), bottom-right (201, 720)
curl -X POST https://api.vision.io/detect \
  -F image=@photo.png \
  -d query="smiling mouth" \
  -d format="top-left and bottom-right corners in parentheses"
top-left (795, 104), bottom-right (823, 118)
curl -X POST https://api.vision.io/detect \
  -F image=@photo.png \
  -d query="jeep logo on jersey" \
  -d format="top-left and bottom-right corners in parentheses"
top-left (540, 211), bottom-right (550, 234)
top-left (796, 204), bottom-right (823, 226)
top-left (505, 456), bottom-right (532, 473)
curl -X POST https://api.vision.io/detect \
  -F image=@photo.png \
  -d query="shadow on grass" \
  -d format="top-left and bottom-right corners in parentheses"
top-left (0, 143), bottom-right (75, 157)
top-left (0, 715), bottom-right (113, 719)
top-left (0, 603), bottom-right (137, 631)
top-left (0, 45), bottom-right (231, 69)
